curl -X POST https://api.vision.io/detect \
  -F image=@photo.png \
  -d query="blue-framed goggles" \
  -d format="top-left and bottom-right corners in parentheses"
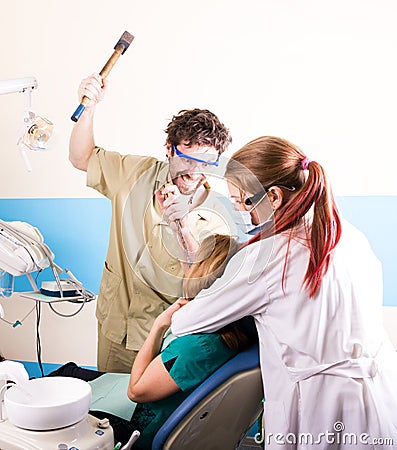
top-left (173, 144), bottom-right (220, 167)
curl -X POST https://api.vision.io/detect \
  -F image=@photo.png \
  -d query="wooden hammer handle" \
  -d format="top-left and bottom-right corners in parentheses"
top-left (99, 46), bottom-right (124, 79)
top-left (71, 31), bottom-right (134, 122)
top-left (73, 47), bottom-right (124, 115)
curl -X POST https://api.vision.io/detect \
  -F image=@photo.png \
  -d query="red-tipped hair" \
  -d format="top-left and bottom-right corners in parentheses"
top-left (226, 136), bottom-right (342, 298)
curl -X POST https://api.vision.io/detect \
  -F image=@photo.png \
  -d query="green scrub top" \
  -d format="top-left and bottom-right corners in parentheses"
top-left (131, 332), bottom-right (239, 449)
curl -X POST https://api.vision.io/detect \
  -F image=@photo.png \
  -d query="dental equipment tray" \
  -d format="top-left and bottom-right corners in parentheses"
top-left (39, 288), bottom-right (78, 297)
top-left (20, 292), bottom-right (87, 303)
top-left (39, 281), bottom-right (78, 297)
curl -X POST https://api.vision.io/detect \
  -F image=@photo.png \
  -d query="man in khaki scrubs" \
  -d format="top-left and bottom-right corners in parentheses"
top-left (69, 73), bottom-right (236, 373)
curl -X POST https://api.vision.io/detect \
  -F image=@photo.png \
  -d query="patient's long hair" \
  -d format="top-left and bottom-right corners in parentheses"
top-left (183, 234), bottom-right (254, 350)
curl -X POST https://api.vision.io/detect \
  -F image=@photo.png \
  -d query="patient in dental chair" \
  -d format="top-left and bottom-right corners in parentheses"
top-left (48, 235), bottom-right (257, 449)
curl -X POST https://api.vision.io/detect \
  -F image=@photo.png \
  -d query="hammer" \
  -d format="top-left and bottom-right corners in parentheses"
top-left (71, 31), bottom-right (134, 122)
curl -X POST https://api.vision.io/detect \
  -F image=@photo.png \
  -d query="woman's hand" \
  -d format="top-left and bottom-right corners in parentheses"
top-left (154, 298), bottom-right (189, 330)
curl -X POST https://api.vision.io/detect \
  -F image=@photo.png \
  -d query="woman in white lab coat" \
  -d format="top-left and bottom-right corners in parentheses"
top-left (171, 136), bottom-right (397, 449)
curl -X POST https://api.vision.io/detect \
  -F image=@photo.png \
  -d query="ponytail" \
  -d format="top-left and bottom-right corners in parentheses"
top-left (291, 161), bottom-right (342, 296)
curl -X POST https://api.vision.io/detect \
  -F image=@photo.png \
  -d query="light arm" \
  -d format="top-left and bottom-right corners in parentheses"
top-left (0, 77), bottom-right (37, 95)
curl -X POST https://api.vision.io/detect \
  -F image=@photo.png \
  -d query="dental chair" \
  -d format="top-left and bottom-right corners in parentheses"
top-left (151, 342), bottom-right (263, 450)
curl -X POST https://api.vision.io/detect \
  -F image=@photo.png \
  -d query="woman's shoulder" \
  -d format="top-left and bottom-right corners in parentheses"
top-left (161, 333), bottom-right (233, 372)
top-left (163, 333), bottom-right (233, 361)
top-left (166, 333), bottom-right (223, 350)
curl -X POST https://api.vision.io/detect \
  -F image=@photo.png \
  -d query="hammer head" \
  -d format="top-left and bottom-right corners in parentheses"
top-left (115, 31), bottom-right (134, 54)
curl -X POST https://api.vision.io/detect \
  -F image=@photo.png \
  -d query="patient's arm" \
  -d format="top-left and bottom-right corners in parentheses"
top-left (127, 299), bottom-right (188, 403)
top-left (127, 354), bottom-right (179, 403)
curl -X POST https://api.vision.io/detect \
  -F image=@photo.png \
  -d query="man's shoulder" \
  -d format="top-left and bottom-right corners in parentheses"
top-left (96, 148), bottom-right (159, 168)
top-left (94, 148), bottom-right (168, 181)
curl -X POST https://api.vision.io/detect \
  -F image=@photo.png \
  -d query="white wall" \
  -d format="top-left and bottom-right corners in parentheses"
top-left (2, 0), bottom-right (397, 197)
top-left (1, 0), bottom-right (396, 364)
top-left (0, 295), bottom-right (97, 366)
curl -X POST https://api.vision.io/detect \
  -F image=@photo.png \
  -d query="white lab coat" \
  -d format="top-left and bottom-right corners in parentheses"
top-left (171, 219), bottom-right (397, 449)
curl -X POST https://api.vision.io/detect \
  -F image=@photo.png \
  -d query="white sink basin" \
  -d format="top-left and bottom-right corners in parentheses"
top-left (4, 376), bottom-right (91, 430)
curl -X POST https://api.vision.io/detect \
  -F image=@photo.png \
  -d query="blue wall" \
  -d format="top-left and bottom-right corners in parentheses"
top-left (0, 196), bottom-right (396, 305)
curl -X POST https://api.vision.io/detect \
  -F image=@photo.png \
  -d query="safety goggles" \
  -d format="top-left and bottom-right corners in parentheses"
top-left (244, 185), bottom-right (296, 206)
top-left (173, 144), bottom-right (220, 167)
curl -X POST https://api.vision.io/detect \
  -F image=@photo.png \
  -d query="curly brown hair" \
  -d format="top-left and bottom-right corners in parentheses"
top-left (164, 109), bottom-right (232, 154)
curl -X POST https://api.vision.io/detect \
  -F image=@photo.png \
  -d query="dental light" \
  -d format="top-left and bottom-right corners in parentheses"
top-left (0, 77), bottom-right (53, 172)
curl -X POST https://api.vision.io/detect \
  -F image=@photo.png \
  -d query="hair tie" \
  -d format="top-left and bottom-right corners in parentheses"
top-left (301, 157), bottom-right (310, 170)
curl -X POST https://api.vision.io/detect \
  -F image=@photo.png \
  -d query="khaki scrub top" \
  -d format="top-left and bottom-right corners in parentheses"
top-left (87, 147), bottom-right (236, 351)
